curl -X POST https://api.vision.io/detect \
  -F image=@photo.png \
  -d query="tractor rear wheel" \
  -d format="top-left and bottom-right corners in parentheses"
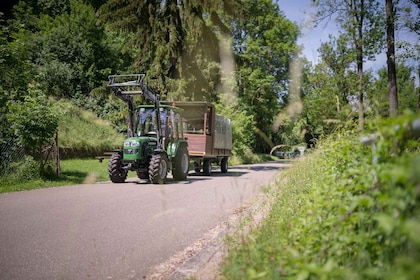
top-left (172, 146), bottom-right (189, 181)
top-left (108, 152), bottom-right (127, 183)
top-left (149, 153), bottom-right (168, 184)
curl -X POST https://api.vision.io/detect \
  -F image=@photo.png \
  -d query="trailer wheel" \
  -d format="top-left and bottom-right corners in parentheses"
top-left (221, 157), bottom-right (228, 173)
top-left (194, 161), bottom-right (201, 173)
top-left (203, 159), bottom-right (212, 176)
top-left (108, 152), bottom-right (127, 183)
top-left (172, 146), bottom-right (189, 181)
top-left (149, 153), bottom-right (168, 184)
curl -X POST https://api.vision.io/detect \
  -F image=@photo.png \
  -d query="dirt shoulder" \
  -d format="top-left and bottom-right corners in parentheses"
top-left (145, 178), bottom-right (281, 280)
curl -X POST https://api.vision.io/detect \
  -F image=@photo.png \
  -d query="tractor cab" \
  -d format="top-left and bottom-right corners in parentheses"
top-left (136, 105), bottom-right (184, 142)
top-left (122, 105), bottom-right (185, 163)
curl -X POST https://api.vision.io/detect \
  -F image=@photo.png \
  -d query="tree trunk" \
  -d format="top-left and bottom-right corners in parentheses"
top-left (418, 65), bottom-right (420, 111)
top-left (357, 60), bottom-right (364, 130)
top-left (357, 0), bottom-right (365, 130)
top-left (386, 0), bottom-right (398, 117)
top-left (55, 132), bottom-right (61, 177)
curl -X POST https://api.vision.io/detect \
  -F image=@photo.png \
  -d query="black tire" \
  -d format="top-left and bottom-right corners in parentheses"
top-left (172, 146), bottom-right (189, 181)
top-left (221, 157), bottom-right (228, 173)
top-left (194, 161), bottom-right (201, 173)
top-left (136, 170), bottom-right (149, 180)
top-left (108, 152), bottom-right (127, 183)
top-left (203, 159), bottom-right (212, 176)
top-left (149, 153), bottom-right (168, 184)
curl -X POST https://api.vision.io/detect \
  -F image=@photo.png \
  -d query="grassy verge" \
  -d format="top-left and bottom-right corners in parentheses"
top-left (222, 115), bottom-right (420, 279)
top-left (0, 153), bottom-right (278, 193)
top-left (0, 159), bottom-right (113, 193)
top-left (230, 149), bottom-right (279, 166)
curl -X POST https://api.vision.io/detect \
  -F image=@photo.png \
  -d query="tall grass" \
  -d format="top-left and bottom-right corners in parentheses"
top-left (57, 99), bottom-right (125, 157)
top-left (222, 114), bottom-right (420, 279)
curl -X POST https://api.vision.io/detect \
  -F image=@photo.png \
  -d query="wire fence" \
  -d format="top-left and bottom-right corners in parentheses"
top-left (0, 141), bottom-right (26, 176)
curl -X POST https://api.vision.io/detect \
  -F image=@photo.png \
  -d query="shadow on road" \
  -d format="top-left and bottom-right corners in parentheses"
top-left (120, 161), bottom-right (292, 186)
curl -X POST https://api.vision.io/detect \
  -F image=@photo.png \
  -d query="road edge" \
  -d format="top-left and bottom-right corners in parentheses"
top-left (145, 178), bottom-right (281, 280)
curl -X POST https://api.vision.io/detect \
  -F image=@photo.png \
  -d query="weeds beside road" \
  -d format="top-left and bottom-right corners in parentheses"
top-left (222, 115), bottom-right (420, 279)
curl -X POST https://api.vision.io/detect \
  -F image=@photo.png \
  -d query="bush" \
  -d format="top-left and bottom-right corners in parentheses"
top-left (0, 155), bottom-right (40, 186)
top-left (223, 114), bottom-right (420, 279)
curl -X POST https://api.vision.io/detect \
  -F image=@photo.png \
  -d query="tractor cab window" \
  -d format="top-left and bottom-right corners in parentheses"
top-left (137, 108), bottom-right (174, 137)
top-left (138, 108), bottom-right (158, 136)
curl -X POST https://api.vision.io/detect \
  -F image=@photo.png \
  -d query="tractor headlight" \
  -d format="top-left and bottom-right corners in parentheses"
top-left (124, 141), bottom-right (140, 147)
top-left (171, 143), bottom-right (177, 154)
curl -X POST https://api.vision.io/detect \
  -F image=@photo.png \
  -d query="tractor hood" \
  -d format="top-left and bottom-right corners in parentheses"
top-left (123, 137), bottom-right (158, 161)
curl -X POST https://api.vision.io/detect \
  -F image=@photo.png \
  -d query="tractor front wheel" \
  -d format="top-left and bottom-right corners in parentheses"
top-left (149, 153), bottom-right (168, 184)
top-left (108, 152), bottom-right (127, 183)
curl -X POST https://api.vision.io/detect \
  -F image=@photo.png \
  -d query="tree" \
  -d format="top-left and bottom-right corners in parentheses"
top-left (317, 34), bottom-right (357, 106)
top-left (312, 0), bottom-right (385, 130)
top-left (232, 0), bottom-right (299, 152)
top-left (34, 1), bottom-right (124, 97)
top-left (3, 0), bottom-right (128, 99)
top-left (369, 63), bottom-right (417, 117)
top-left (6, 84), bottom-right (60, 172)
top-left (98, 0), bottom-right (244, 100)
top-left (302, 60), bottom-right (356, 142)
top-left (395, 0), bottom-right (419, 111)
top-left (386, 0), bottom-right (398, 117)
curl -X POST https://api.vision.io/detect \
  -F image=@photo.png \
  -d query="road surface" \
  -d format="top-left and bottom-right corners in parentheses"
top-left (0, 161), bottom-right (288, 279)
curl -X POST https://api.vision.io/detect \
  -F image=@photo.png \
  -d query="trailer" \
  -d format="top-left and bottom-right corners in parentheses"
top-left (162, 101), bottom-right (232, 175)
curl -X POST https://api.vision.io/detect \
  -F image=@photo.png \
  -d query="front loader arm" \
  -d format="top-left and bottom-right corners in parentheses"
top-left (107, 74), bottom-right (162, 148)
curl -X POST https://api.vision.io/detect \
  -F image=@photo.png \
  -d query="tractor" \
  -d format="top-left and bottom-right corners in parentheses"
top-left (107, 74), bottom-right (189, 184)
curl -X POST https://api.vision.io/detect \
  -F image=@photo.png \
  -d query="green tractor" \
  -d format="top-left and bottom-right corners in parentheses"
top-left (107, 74), bottom-right (189, 184)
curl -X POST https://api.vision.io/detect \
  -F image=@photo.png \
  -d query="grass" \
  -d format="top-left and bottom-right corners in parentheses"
top-left (0, 152), bottom-right (280, 193)
top-left (56, 99), bottom-right (125, 156)
top-left (222, 115), bottom-right (420, 279)
top-left (0, 159), bottom-right (114, 193)
top-left (230, 148), bottom-right (279, 165)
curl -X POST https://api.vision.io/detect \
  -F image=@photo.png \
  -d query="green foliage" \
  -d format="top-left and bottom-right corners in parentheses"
top-left (34, 0), bottom-right (122, 97)
top-left (368, 63), bottom-right (418, 117)
top-left (232, 0), bottom-right (299, 152)
top-left (6, 84), bottom-right (59, 152)
top-left (1, 99), bottom-right (126, 192)
top-left (55, 99), bottom-right (125, 157)
top-left (302, 60), bottom-right (357, 138)
top-left (0, 155), bottom-right (40, 186)
top-left (71, 92), bottom-right (128, 133)
top-left (216, 104), bottom-right (255, 156)
top-left (98, 0), bottom-right (243, 100)
top-left (223, 113), bottom-right (420, 279)
top-left (273, 113), bottom-right (307, 146)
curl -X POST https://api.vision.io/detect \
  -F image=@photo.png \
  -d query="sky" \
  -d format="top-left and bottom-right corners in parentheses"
top-left (277, 0), bottom-right (326, 64)
top-left (277, 0), bottom-right (388, 71)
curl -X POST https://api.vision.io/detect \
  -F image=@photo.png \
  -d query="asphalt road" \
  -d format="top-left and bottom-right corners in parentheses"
top-left (0, 161), bottom-right (288, 280)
